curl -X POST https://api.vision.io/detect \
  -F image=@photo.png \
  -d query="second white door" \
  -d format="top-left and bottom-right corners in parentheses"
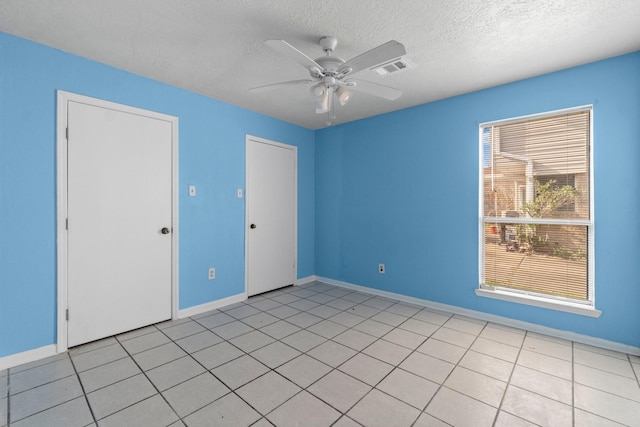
top-left (246, 136), bottom-right (297, 296)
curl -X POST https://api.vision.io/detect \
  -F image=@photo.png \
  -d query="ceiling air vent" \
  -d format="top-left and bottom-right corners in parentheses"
top-left (371, 57), bottom-right (413, 76)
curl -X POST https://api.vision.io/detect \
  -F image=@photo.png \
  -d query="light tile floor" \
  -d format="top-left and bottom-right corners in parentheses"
top-left (2, 281), bottom-right (640, 426)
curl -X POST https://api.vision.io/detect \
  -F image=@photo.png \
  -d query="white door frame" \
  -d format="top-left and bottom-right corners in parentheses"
top-left (245, 135), bottom-right (298, 295)
top-left (56, 91), bottom-right (179, 352)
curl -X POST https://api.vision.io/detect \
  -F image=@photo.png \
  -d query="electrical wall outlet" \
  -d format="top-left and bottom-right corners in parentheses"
top-left (379, 264), bottom-right (385, 274)
top-left (208, 268), bottom-right (216, 280)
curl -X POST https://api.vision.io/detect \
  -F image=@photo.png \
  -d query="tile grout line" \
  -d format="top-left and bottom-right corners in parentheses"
top-left (630, 354), bottom-right (640, 387)
top-left (572, 340), bottom-right (576, 427)
top-left (395, 313), bottom-right (460, 426)
top-left (66, 351), bottom-right (98, 426)
top-left (490, 329), bottom-right (528, 427)
top-left (5, 368), bottom-right (10, 427)
top-left (415, 325), bottom-right (472, 426)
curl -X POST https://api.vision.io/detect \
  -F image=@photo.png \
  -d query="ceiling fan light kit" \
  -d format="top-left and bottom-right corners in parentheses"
top-left (250, 36), bottom-right (407, 125)
top-left (309, 83), bottom-right (329, 113)
top-left (335, 85), bottom-right (352, 106)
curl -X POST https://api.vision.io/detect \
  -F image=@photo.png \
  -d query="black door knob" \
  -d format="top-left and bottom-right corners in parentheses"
top-left (161, 227), bottom-right (170, 234)
top-left (250, 224), bottom-right (256, 229)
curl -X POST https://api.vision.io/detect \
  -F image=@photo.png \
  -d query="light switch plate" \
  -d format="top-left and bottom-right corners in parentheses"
top-left (189, 185), bottom-right (196, 197)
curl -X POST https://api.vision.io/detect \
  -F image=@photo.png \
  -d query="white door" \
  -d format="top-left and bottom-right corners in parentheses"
top-left (66, 100), bottom-right (173, 347)
top-left (246, 137), bottom-right (297, 296)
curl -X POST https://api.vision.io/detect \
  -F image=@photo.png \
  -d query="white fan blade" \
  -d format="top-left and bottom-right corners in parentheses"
top-left (339, 40), bottom-right (406, 76)
top-left (347, 79), bottom-right (403, 100)
top-left (249, 79), bottom-right (314, 93)
top-left (264, 39), bottom-right (323, 72)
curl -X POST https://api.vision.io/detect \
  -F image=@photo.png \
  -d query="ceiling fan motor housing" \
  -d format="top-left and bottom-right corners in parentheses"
top-left (313, 56), bottom-right (346, 76)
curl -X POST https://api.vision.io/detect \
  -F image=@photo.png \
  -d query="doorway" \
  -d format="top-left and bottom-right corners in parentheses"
top-left (245, 136), bottom-right (297, 296)
top-left (57, 91), bottom-right (178, 349)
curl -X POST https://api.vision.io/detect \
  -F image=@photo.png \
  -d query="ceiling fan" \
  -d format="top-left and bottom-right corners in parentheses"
top-left (249, 36), bottom-right (407, 125)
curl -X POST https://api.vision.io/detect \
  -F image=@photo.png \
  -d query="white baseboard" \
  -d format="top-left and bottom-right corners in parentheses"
top-left (317, 276), bottom-right (640, 356)
top-left (0, 344), bottom-right (58, 371)
top-left (178, 292), bottom-right (246, 319)
top-left (295, 275), bottom-right (318, 286)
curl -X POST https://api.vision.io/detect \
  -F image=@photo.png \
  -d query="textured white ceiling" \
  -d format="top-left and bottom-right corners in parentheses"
top-left (1, 0), bottom-right (639, 129)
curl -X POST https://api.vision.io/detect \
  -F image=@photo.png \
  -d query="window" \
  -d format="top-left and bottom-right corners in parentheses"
top-left (479, 107), bottom-right (595, 313)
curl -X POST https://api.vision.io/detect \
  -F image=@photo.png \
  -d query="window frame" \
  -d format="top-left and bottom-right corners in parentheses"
top-left (476, 105), bottom-right (600, 317)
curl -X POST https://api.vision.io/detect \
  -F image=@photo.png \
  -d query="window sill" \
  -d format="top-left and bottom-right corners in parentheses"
top-left (475, 288), bottom-right (602, 318)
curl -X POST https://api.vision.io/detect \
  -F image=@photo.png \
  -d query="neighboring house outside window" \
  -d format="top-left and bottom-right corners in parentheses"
top-left (478, 107), bottom-right (597, 315)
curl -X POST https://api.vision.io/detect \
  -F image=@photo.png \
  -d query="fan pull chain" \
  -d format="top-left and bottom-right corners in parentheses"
top-left (327, 86), bottom-right (336, 125)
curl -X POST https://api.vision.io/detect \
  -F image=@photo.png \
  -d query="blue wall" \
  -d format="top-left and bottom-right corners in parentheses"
top-left (316, 52), bottom-right (640, 348)
top-left (1, 30), bottom-right (639, 358)
top-left (0, 32), bottom-right (315, 357)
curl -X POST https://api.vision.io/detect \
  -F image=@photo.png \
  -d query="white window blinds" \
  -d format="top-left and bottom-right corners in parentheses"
top-left (481, 108), bottom-right (592, 303)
